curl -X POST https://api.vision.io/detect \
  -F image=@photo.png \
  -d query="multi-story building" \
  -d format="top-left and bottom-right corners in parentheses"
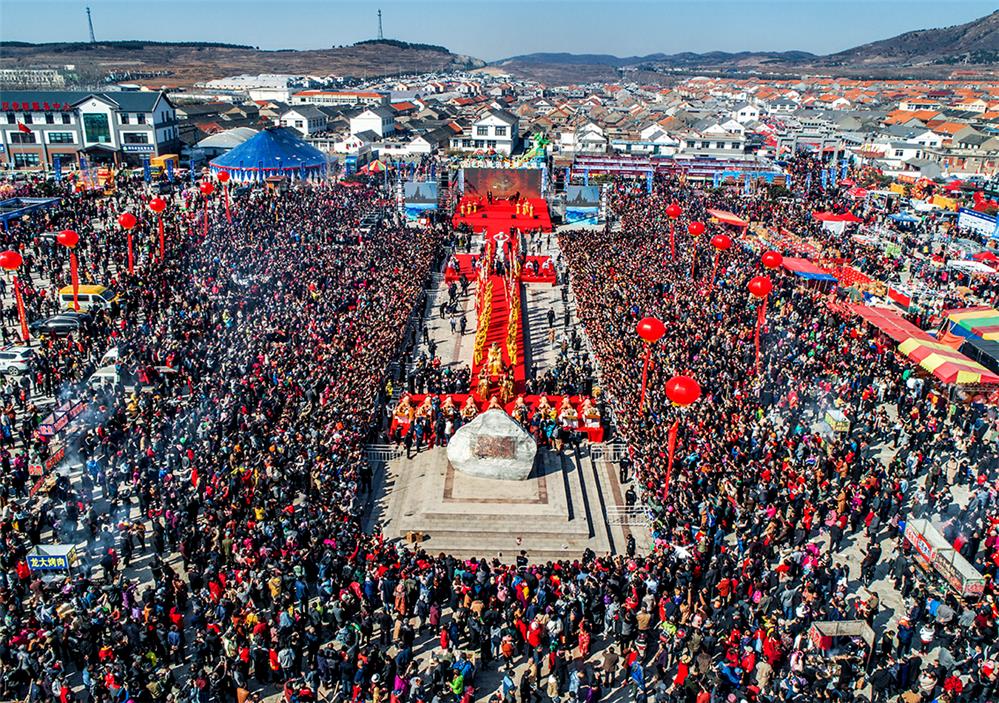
top-left (449, 109), bottom-right (519, 155)
top-left (0, 90), bottom-right (179, 168)
top-left (291, 91), bottom-right (388, 107)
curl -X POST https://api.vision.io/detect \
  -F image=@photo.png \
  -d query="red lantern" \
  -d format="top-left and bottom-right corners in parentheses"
top-left (761, 251), bottom-right (783, 269)
top-left (710, 234), bottom-right (732, 251)
top-left (199, 181), bottom-right (215, 196)
top-left (665, 202), bottom-right (682, 219)
top-left (217, 171), bottom-right (230, 183)
top-left (748, 276), bottom-right (772, 298)
top-left (687, 221), bottom-right (705, 237)
top-left (0, 250), bottom-right (23, 271)
top-left (636, 317), bottom-right (666, 344)
top-left (57, 229), bottom-right (79, 248)
top-left (117, 212), bottom-right (137, 230)
top-left (149, 197), bottom-right (167, 214)
top-left (665, 375), bottom-right (701, 407)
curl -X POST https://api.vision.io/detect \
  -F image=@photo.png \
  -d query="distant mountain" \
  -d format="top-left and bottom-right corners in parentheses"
top-left (494, 11), bottom-right (999, 82)
top-left (499, 50), bottom-right (816, 68)
top-left (820, 10), bottom-right (999, 66)
top-left (0, 40), bottom-right (486, 89)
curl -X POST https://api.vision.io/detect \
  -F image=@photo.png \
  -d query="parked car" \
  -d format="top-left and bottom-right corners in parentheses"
top-left (29, 312), bottom-right (91, 337)
top-left (0, 346), bottom-right (36, 375)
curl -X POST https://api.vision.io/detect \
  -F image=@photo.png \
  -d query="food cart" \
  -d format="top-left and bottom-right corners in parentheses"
top-left (26, 544), bottom-right (79, 576)
top-left (904, 519), bottom-right (986, 598)
top-left (809, 620), bottom-right (875, 657)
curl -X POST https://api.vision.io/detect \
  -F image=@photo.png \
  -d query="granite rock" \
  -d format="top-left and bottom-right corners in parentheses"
top-left (446, 409), bottom-right (537, 481)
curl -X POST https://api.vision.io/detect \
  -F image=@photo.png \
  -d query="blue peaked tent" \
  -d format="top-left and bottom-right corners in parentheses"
top-left (209, 127), bottom-right (332, 183)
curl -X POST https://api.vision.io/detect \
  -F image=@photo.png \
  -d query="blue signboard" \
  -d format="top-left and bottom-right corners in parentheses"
top-left (53, 156), bottom-right (62, 182)
top-left (27, 553), bottom-right (71, 571)
top-left (143, 156), bottom-right (151, 184)
top-left (166, 159), bottom-right (174, 182)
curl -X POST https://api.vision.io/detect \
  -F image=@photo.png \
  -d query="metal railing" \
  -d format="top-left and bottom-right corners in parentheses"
top-left (365, 444), bottom-right (403, 462)
top-left (589, 439), bottom-right (629, 462)
top-left (605, 506), bottom-right (649, 527)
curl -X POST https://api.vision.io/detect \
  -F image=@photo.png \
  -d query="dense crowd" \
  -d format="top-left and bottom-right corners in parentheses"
top-left (0, 160), bottom-right (995, 703)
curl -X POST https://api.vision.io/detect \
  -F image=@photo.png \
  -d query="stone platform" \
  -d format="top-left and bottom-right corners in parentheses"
top-left (363, 445), bottom-right (650, 562)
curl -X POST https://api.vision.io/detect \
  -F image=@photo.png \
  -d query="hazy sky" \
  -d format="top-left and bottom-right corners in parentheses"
top-left (1, 0), bottom-right (995, 62)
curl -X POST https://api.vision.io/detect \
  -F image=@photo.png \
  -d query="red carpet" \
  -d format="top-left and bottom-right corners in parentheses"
top-left (471, 274), bottom-right (526, 394)
top-left (452, 196), bottom-right (553, 236)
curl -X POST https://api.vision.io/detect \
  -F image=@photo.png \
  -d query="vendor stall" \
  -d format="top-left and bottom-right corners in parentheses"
top-left (904, 519), bottom-right (986, 598)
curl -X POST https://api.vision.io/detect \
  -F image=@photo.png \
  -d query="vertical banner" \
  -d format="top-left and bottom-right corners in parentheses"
top-left (841, 163), bottom-right (849, 180)
top-left (805, 173), bottom-right (812, 191)
top-left (300, 163), bottom-right (307, 181)
top-left (13, 276), bottom-right (29, 343)
top-left (53, 156), bottom-right (62, 182)
top-left (664, 420), bottom-right (679, 499)
top-left (79, 156), bottom-right (90, 188)
top-left (143, 156), bottom-right (151, 184)
top-left (583, 169), bottom-right (589, 187)
top-left (744, 173), bottom-right (751, 195)
top-left (189, 158), bottom-right (196, 182)
top-left (646, 171), bottom-right (653, 194)
top-left (713, 173), bottom-right (721, 189)
top-left (258, 160), bottom-right (264, 184)
top-left (564, 166), bottom-right (570, 189)
top-left (821, 169), bottom-right (828, 190)
top-left (166, 159), bottom-right (174, 182)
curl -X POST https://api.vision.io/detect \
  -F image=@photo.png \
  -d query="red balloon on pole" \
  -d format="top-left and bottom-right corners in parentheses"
top-left (217, 171), bottom-right (230, 183)
top-left (636, 316), bottom-right (665, 409)
top-left (761, 251), bottom-right (783, 269)
top-left (57, 229), bottom-right (79, 248)
top-left (665, 202), bottom-right (682, 219)
top-left (687, 221), bottom-right (705, 237)
top-left (117, 212), bottom-right (137, 230)
top-left (636, 317), bottom-right (666, 344)
top-left (199, 181), bottom-right (215, 196)
top-left (710, 234), bottom-right (732, 251)
top-left (0, 250), bottom-right (23, 270)
top-left (149, 197), bottom-right (166, 214)
top-left (665, 375), bottom-right (701, 407)
top-left (748, 276), bottom-right (773, 298)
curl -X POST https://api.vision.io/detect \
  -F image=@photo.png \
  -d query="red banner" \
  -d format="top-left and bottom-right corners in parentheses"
top-left (69, 252), bottom-right (79, 311)
top-left (664, 419), bottom-right (679, 499)
top-left (13, 276), bottom-right (28, 343)
top-left (755, 298), bottom-right (767, 373)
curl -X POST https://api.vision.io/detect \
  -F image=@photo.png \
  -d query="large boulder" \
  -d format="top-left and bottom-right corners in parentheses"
top-left (447, 409), bottom-right (537, 481)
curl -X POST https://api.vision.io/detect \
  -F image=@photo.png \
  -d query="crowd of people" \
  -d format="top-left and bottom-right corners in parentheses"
top-left (0, 156), bottom-right (995, 703)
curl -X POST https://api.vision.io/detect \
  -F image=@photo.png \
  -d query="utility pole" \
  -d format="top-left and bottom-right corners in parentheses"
top-left (377, 9), bottom-right (384, 40)
top-left (86, 6), bottom-right (96, 43)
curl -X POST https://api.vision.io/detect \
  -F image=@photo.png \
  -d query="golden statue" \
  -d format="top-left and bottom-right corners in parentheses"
top-left (461, 396), bottom-right (479, 421)
top-left (487, 343), bottom-right (503, 376)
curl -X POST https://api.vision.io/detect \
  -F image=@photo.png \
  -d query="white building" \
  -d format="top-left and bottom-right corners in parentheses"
top-left (731, 103), bottom-right (760, 124)
top-left (276, 106), bottom-right (328, 136)
top-left (559, 123), bottom-right (607, 154)
top-left (450, 109), bottom-right (519, 154)
top-left (292, 91), bottom-right (388, 107)
top-left (349, 107), bottom-right (395, 138)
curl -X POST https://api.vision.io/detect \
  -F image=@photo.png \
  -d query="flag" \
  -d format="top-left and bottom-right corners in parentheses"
top-left (664, 420), bottom-right (679, 499)
top-left (17, 122), bottom-right (32, 134)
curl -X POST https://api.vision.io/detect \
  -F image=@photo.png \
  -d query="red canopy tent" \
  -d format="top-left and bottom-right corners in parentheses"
top-left (813, 211), bottom-right (863, 223)
top-left (706, 209), bottom-right (749, 229)
top-left (850, 304), bottom-right (935, 343)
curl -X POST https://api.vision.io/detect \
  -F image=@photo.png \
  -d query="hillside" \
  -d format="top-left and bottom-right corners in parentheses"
top-left (821, 10), bottom-right (999, 66)
top-left (494, 11), bottom-right (999, 83)
top-left (0, 40), bottom-right (485, 88)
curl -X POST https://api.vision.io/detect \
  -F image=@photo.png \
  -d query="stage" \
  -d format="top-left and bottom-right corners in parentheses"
top-left (445, 254), bottom-right (557, 285)
top-left (452, 196), bottom-right (553, 237)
